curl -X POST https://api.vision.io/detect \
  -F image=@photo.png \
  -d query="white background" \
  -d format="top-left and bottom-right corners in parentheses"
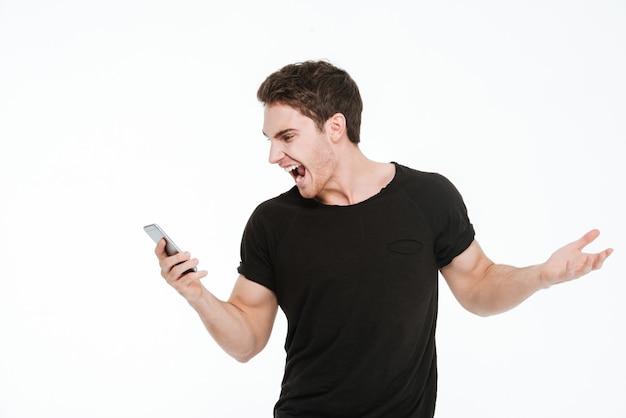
top-left (1, 1), bottom-right (624, 417)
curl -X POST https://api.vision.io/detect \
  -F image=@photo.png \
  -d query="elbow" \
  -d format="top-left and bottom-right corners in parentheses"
top-left (459, 297), bottom-right (508, 318)
top-left (230, 345), bottom-right (262, 363)
top-left (454, 282), bottom-right (512, 317)
top-left (234, 355), bottom-right (251, 364)
top-left (463, 299), bottom-right (518, 317)
top-left (462, 303), bottom-right (492, 318)
top-left (233, 352), bottom-right (255, 363)
top-left (468, 307), bottom-right (501, 318)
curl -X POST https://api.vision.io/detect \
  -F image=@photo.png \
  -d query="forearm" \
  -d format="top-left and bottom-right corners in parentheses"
top-left (186, 288), bottom-right (261, 363)
top-left (444, 233), bottom-right (612, 317)
top-left (463, 263), bottom-right (550, 317)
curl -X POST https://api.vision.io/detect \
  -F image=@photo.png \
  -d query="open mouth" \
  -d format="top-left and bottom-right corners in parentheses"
top-left (285, 164), bottom-right (306, 183)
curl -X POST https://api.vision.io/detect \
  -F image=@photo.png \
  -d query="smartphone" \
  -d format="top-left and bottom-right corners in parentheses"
top-left (143, 223), bottom-right (197, 273)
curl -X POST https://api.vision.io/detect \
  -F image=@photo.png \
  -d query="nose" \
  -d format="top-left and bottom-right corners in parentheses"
top-left (268, 139), bottom-right (285, 165)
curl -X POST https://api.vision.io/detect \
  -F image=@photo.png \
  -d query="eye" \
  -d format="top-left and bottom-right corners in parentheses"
top-left (282, 133), bottom-right (295, 142)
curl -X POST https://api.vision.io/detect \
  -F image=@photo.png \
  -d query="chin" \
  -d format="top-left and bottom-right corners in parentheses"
top-left (296, 185), bottom-right (318, 200)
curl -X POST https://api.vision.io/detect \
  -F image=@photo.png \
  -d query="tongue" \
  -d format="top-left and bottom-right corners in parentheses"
top-left (296, 166), bottom-right (306, 177)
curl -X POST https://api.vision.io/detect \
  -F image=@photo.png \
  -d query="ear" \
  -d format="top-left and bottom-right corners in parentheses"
top-left (325, 113), bottom-right (347, 143)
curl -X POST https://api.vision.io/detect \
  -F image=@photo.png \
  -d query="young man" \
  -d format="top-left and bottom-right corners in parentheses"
top-left (154, 61), bottom-right (612, 417)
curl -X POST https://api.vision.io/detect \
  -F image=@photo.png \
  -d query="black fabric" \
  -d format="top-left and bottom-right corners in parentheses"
top-left (237, 163), bottom-right (475, 417)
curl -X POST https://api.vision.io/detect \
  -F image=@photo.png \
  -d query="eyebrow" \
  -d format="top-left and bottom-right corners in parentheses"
top-left (263, 128), bottom-right (297, 139)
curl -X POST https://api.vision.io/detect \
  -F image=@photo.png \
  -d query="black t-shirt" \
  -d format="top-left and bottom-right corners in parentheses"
top-left (238, 163), bottom-right (475, 417)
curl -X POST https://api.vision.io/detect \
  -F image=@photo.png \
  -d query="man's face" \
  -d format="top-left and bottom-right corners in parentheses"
top-left (263, 104), bottom-right (337, 200)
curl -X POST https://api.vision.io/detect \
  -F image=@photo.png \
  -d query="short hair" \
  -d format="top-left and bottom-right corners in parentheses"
top-left (257, 60), bottom-right (363, 144)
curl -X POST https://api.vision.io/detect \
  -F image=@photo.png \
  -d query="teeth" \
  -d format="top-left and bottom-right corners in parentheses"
top-left (284, 165), bottom-right (300, 173)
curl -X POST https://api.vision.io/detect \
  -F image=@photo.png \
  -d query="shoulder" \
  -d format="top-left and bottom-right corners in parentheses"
top-left (251, 187), bottom-right (307, 216)
top-left (392, 163), bottom-right (474, 268)
top-left (391, 162), bottom-right (463, 202)
top-left (244, 186), bottom-right (309, 233)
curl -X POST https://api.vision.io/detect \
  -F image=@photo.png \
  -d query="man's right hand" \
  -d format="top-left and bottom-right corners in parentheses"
top-left (153, 238), bottom-right (278, 363)
top-left (154, 238), bottom-right (208, 302)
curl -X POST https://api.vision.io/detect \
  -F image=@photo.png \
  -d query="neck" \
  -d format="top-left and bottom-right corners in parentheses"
top-left (315, 147), bottom-right (395, 206)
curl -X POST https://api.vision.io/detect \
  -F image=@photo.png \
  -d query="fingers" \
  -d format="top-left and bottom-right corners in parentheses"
top-left (154, 242), bottom-right (201, 281)
top-left (570, 247), bottom-right (613, 281)
top-left (170, 258), bottom-right (200, 280)
top-left (580, 254), bottom-right (596, 276)
top-left (576, 229), bottom-right (600, 250)
top-left (575, 229), bottom-right (613, 264)
top-left (154, 238), bottom-right (167, 258)
top-left (592, 248), bottom-right (613, 271)
top-left (161, 253), bottom-right (196, 280)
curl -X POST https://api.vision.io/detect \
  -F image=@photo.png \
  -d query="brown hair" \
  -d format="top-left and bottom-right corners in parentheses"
top-left (257, 60), bottom-right (363, 144)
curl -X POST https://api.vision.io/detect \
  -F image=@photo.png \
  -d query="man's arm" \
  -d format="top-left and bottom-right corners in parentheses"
top-left (440, 229), bottom-right (613, 317)
top-left (155, 239), bottom-right (278, 363)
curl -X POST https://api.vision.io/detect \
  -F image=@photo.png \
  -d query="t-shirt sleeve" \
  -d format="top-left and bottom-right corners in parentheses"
top-left (422, 173), bottom-right (475, 268)
top-left (237, 206), bottom-right (277, 293)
